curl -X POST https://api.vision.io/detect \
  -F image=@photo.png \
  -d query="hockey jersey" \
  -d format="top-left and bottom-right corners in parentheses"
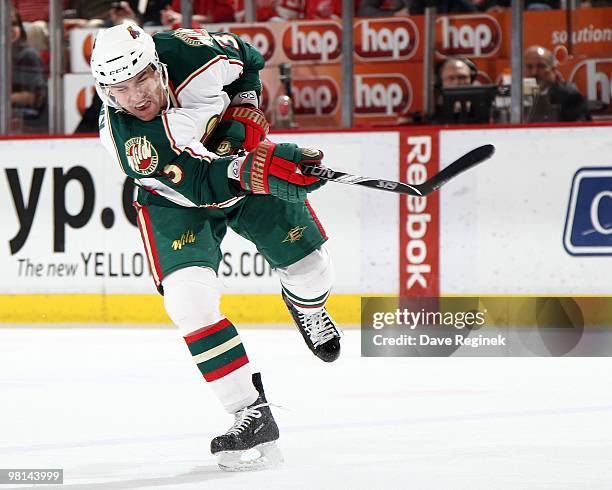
top-left (98, 28), bottom-right (265, 209)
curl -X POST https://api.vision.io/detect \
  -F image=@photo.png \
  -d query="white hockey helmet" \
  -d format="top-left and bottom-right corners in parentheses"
top-left (91, 21), bottom-right (156, 85)
top-left (90, 21), bottom-right (168, 108)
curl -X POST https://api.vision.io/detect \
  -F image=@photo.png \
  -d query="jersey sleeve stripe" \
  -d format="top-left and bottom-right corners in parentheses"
top-left (185, 146), bottom-right (213, 161)
top-left (105, 109), bottom-right (125, 172)
top-left (175, 55), bottom-right (243, 97)
top-left (161, 112), bottom-right (183, 156)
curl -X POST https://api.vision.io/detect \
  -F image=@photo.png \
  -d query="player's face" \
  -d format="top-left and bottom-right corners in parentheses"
top-left (525, 50), bottom-right (554, 89)
top-left (440, 60), bottom-right (472, 88)
top-left (108, 67), bottom-right (165, 121)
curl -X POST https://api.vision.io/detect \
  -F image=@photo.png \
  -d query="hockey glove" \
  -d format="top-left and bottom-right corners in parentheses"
top-left (208, 105), bottom-right (270, 156)
top-left (233, 141), bottom-right (326, 203)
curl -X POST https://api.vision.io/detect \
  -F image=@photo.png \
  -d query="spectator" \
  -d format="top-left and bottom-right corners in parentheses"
top-left (161, 0), bottom-right (236, 26)
top-left (524, 45), bottom-right (590, 121)
top-left (359, 0), bottom-right (409, 17)
top-left (11, 6), bottom-right (47, 133)
top-left (12, 0), bottom-right (49, 22)
top-left (430, 57), bottom-right (495, 124)
top-left (437, 57), bottom-right (477, 88)
top-left (305, 0), bottom-right (342, 18)
top-left (410, 0), bottom-right (478, 14)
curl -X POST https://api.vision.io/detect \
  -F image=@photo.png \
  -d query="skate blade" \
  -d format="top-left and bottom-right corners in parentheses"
top-left (216, 441), bottom-right (283, 472)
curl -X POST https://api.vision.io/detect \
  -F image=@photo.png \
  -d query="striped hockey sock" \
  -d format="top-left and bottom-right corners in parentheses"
top-left (183, 318), bottom-right (257, 412)
top-left (281, 286), bottom-right (330, 313)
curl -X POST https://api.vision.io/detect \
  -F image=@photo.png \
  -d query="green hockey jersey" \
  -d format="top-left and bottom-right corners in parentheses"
top-left (99, 28), bottom-right (265, 209)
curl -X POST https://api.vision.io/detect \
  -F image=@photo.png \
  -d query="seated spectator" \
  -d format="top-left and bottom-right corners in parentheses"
top-left (430, 57), bottom-right (497, 124)
top-left (437, 57), bottom-right (476, 88)
top-left (410, 0), bottom-right (479, 14)
top-left (12, 0), bottom-right (49, 22)
top-left (11, 6), bottom-right (47, 133)
top-left (524, 45), bottom-right (590, 121)
top-left (161, 0), bottom-right (236, 25)
top-left (359, 0), bottom-right (409, 17)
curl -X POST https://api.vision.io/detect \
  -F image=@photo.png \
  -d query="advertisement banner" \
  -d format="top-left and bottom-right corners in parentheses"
top-left (66, 9), bottom-right (612, 131)
top-left (439, 125), bottom-right (612, 295)
top-left (0, 133), bottom-right (398, 297)
top-left (399, 129), bottom-right (440, 297)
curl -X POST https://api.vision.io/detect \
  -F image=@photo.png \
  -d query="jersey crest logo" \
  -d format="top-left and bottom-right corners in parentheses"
top-left (282, 226), bottom-right (307, 243)
top-left (173, 28), bottom-right (214, 47)
top-left (125, 136), bottom-right (158, 176)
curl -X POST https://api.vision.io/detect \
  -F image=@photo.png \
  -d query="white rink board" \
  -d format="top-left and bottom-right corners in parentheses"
top-left (0, 133), bottom-right (398, 295)
top-left (440, 126), bottom-right (612, 294)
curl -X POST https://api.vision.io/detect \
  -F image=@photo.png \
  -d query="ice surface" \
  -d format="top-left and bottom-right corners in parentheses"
top-left (1, 325), bottom-right (611, 489)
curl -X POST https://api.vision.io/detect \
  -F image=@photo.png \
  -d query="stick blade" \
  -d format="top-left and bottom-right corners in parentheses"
top-left (421, 143), bottom-right (495, 195)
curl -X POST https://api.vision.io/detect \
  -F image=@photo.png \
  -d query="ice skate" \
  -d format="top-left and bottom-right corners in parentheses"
top-left (211, 374), bottom-right (283, 472)
top-left (282, 291), bottom-right (341, 362)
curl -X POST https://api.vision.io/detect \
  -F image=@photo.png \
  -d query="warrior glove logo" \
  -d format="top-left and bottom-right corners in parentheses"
top-left (125, 136), bottom-right (159, 176)
top-left (564, 167), bottom-right (612, 256)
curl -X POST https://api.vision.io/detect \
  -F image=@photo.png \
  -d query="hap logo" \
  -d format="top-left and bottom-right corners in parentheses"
top-left (228, 26), bottom-right (275, 61)
top-left (436, 14), bottom-right (501, 57)
top-left (354, 18), bottom-right (419, 61)
top-left (563, 167), bottom-right (612, 256)
top-left (282, 22), bottom-right (342, 63)
top-left (292, 77), bottom-right (339, 116)
top-left (354, 74), bottom-right (412, 116)
top-left (568, 58), bottom-right (612, 110)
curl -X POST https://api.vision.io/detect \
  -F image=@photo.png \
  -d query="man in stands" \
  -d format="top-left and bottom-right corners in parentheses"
top-left (524, 45), bottom-right (590, 122)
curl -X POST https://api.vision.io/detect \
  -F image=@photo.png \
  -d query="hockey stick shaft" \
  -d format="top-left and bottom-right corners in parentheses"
top-left (301, 144), bottom-right (495, 197)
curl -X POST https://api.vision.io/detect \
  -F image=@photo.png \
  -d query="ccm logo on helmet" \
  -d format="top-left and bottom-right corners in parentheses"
top-left (436, 14), bottom-right (502, 57)
top-left (355, 19), bottom-right (419, 61)
top-left (108, 66), bottom-right (129, 75)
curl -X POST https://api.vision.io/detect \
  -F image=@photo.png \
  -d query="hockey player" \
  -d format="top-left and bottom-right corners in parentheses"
top-left (91, 22), bottom-right (341, 470)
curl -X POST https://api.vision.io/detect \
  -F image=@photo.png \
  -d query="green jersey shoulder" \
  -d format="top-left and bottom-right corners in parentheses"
top-left (153, 29), bottom-right (265, 103)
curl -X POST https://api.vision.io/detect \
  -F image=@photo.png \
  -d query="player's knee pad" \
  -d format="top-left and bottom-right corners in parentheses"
top-left (163, 266), bottom-right (223, 335)
top-left (277, 245), bottom-right (334, 311)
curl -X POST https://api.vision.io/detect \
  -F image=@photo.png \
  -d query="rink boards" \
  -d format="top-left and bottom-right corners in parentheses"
top-left (1, 124), bottom-right (611, 323)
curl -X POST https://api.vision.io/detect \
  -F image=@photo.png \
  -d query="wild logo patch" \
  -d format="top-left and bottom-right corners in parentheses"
top-left (282, 226), bottom-right (307, 243)
top-left (125, 136), bottom-right (158, 176)
top-left (173, 28), bottom-right (214, 47)
top-left (172, 229), bottom-right (196, 250)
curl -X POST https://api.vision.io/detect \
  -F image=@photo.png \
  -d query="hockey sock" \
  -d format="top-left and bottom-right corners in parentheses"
top-left (277, 246), bottom-right (334, 315)
top-left (183, 318), bottom-right (258, 413)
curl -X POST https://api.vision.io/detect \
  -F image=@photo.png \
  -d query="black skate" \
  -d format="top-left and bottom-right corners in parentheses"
top-left (282, 291), bottom-right (341, 362)
top-left (211, 373), bottom-right (283, 471)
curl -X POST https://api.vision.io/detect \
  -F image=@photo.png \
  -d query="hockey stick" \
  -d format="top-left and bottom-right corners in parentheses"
top-left (301, 144), bottom-right (495, 197)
